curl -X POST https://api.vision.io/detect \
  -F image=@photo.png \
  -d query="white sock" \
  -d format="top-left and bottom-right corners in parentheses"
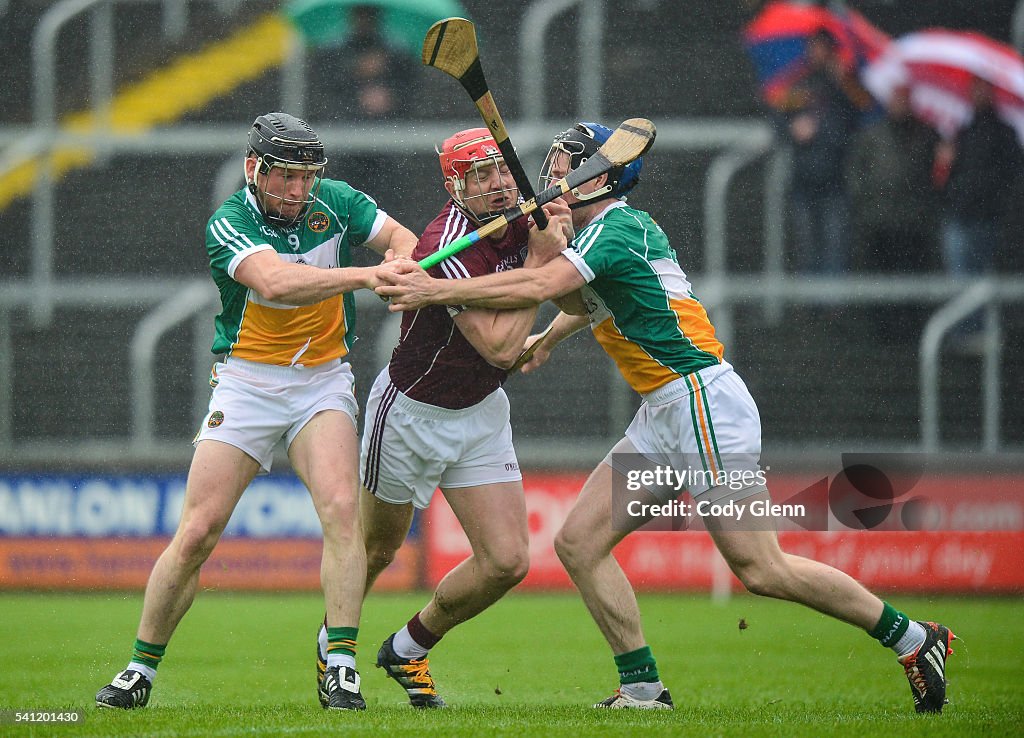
top-left (126, 661), bottom-right (156, 682)
top-left (392, 625), bottom-right (429, 659)
top-left (620, 680), bottom-right (664, 700)
top-left (318, 625), bottom-right (328, 659)
top-left (326, 652), bottom-right (356, 670)
top-left (893, 621), bottom-right (927, 657)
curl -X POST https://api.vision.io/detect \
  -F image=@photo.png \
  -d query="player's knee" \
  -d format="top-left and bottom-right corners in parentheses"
top-left (174, 518), bottom-right (224, 565)
top-left (732, 560), bottom-right (786, 598)
top-left (480, 547), bottom-right (529, 589)
top-left (317, 490), bottom-right (360, 537)
top-left (553, 527), bottom-right (590, 573)
top-left (364, 538), bottom-right (399, 574)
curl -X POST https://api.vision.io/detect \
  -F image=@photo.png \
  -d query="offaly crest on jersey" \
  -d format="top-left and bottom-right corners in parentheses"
top-left (307, 211), bottom-right (330, 233)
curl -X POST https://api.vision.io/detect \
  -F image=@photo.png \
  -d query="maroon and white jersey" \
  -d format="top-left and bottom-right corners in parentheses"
top-left (388, 200), bottom-right (530, 409)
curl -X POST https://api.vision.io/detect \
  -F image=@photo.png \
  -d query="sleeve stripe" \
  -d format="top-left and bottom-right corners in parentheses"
top-left (364, 211), bottom-right (384, 243)
top-left (439, 207), bottom-right (459, 246)
top-left (576, 223), bottom-right (604, 257)
top-left (222, 218), bottom-right (259, 250)
top-left (210, 219), bottom-right (242, 255)
top-left (211, 217), bottom-right (259, 255)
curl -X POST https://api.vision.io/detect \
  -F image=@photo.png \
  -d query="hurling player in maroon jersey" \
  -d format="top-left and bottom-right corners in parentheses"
top-left (315, 128), bottom-right (572, 708)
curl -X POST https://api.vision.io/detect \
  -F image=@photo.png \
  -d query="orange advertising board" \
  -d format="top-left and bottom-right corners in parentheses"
top-left (424, 473), bottom-right (1024, 593)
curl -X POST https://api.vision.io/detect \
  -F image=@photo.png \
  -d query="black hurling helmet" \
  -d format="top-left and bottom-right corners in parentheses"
top-left (538, 122), bottom-right (642, 207)
top-left (246, 112), bottom-right (327, 228)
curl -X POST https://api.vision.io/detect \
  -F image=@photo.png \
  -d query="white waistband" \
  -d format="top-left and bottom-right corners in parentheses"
top-left (224, 356), bottom-right (344, 379)
top-left (642, 362), bottom-right (731, 406)
top-left (386, 381), bottom-right (504, 421)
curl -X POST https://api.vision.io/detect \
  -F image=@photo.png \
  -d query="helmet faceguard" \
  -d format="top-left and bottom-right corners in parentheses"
top-left (438, 128), bottom-right (518, 224)
top-left (538, 122), bottom-right (643, 207)
top-left (246, 112), bottom-right (327, 228)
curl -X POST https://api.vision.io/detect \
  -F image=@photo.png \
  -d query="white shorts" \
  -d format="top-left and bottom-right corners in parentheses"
top-left (360, 368), bottom-right (521, 510)
top-left (606, 363), bottom-right (766, 502)
top-left (194, 357), bottom-right (358, 473)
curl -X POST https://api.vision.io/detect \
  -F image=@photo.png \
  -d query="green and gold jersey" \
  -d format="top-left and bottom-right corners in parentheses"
top-left (562, 201), bottom-right (724, 395)
top-left (205, 178), bottom-right (385, 367)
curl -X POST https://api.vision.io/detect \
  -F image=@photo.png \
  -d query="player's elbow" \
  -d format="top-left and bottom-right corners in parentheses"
top-left (244, 265), bottom-right (286, 303)
top-left (257, 281), bottom-right (287, 303)
top-left (475, 339), bottom-right (521, 370)
top-left (257, 272), bottom-right (305, 305)
top-left (553, 291), bottom-right (587, 316)
top-left (486, 346), bottom-right (522, 371)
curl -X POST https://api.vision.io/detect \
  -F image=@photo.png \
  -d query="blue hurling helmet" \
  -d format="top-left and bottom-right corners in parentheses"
top-left (538, 121), bottom-right (643, 202)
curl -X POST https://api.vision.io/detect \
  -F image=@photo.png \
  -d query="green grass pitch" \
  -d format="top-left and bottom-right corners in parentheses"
top-left (1, 590), bottom-right (1021, 736)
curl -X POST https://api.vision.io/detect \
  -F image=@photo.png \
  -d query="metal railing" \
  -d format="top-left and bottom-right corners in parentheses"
top-left (3, 275), bottom-right (1022, 466)
top-left (0, 282), bottom-right (397, 464)
top-left (521, 0), bottom-right (605, 122)
top-left (4, 117), bottom-right (782, 325)
top-left (920, 280), bottom-right (1006, 453)
top-left (12, 0), bottom-right (777, 323)
top-left (129, 281), bottom-right (219, 451)
top-left (2, 0), bottom-right (1023, 468)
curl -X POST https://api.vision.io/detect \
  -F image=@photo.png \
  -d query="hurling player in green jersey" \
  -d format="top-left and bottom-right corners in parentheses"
top-left (96, 113), bottom-right (417, 713)
top-left (376, 122), bottom-right (955, 714)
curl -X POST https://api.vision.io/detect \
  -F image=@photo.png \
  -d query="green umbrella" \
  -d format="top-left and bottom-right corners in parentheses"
top-left (284, 0), bottom-right (466, 55)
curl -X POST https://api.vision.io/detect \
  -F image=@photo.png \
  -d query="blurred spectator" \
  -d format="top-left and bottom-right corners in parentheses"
top-left (846, 85), bottom-right (941, 275)
top-left (314, 5), bottom-right (417, 122)
top-left (846, 85), bottom-right (941, 339)
top-left (780, 29), bottom-right (873, 276)
top-left (937, 77), bottom-right (1023, 278)
top-left (935, 76), bottom-right (1024, 341)
top-left (307, 5), bottom-right (419, 221)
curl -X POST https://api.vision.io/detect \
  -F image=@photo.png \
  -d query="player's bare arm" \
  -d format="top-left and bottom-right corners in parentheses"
top-left (234, 249), bottom-right (384, 306)
top-left (377, 250), bottom-right (585, 311)
top-left (375, 199), bottom-right (577, 311)
top-left (365, 215), bottom-right (418, 259)
top-left (453, 305), bottom-right (540, 369)
top-left (443, 201), bottom-right (572, 368)
top-left (550, 288), bottom-right (588, 316)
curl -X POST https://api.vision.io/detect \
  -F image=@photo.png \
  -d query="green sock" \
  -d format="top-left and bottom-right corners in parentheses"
top-left (869, 602), bottom-right (911, 648)
top-left (326, 626), bottom-right (358, 658)
top-left (131, 639), bottom-right (166, 670)
top-left (614, 645), bottom-right (660, 684)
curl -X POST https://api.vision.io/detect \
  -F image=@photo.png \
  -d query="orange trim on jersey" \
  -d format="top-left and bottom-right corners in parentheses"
top-left (670, 297), bottom-right (724, 360)
top-left (592, 319), bottom-right (683, 395)
top-left (685, 373), bottom-right (719, 477)
top-left (590, 296), bottom-right (723, 395)
top-left (231, 295), bottom-right (348, 366)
